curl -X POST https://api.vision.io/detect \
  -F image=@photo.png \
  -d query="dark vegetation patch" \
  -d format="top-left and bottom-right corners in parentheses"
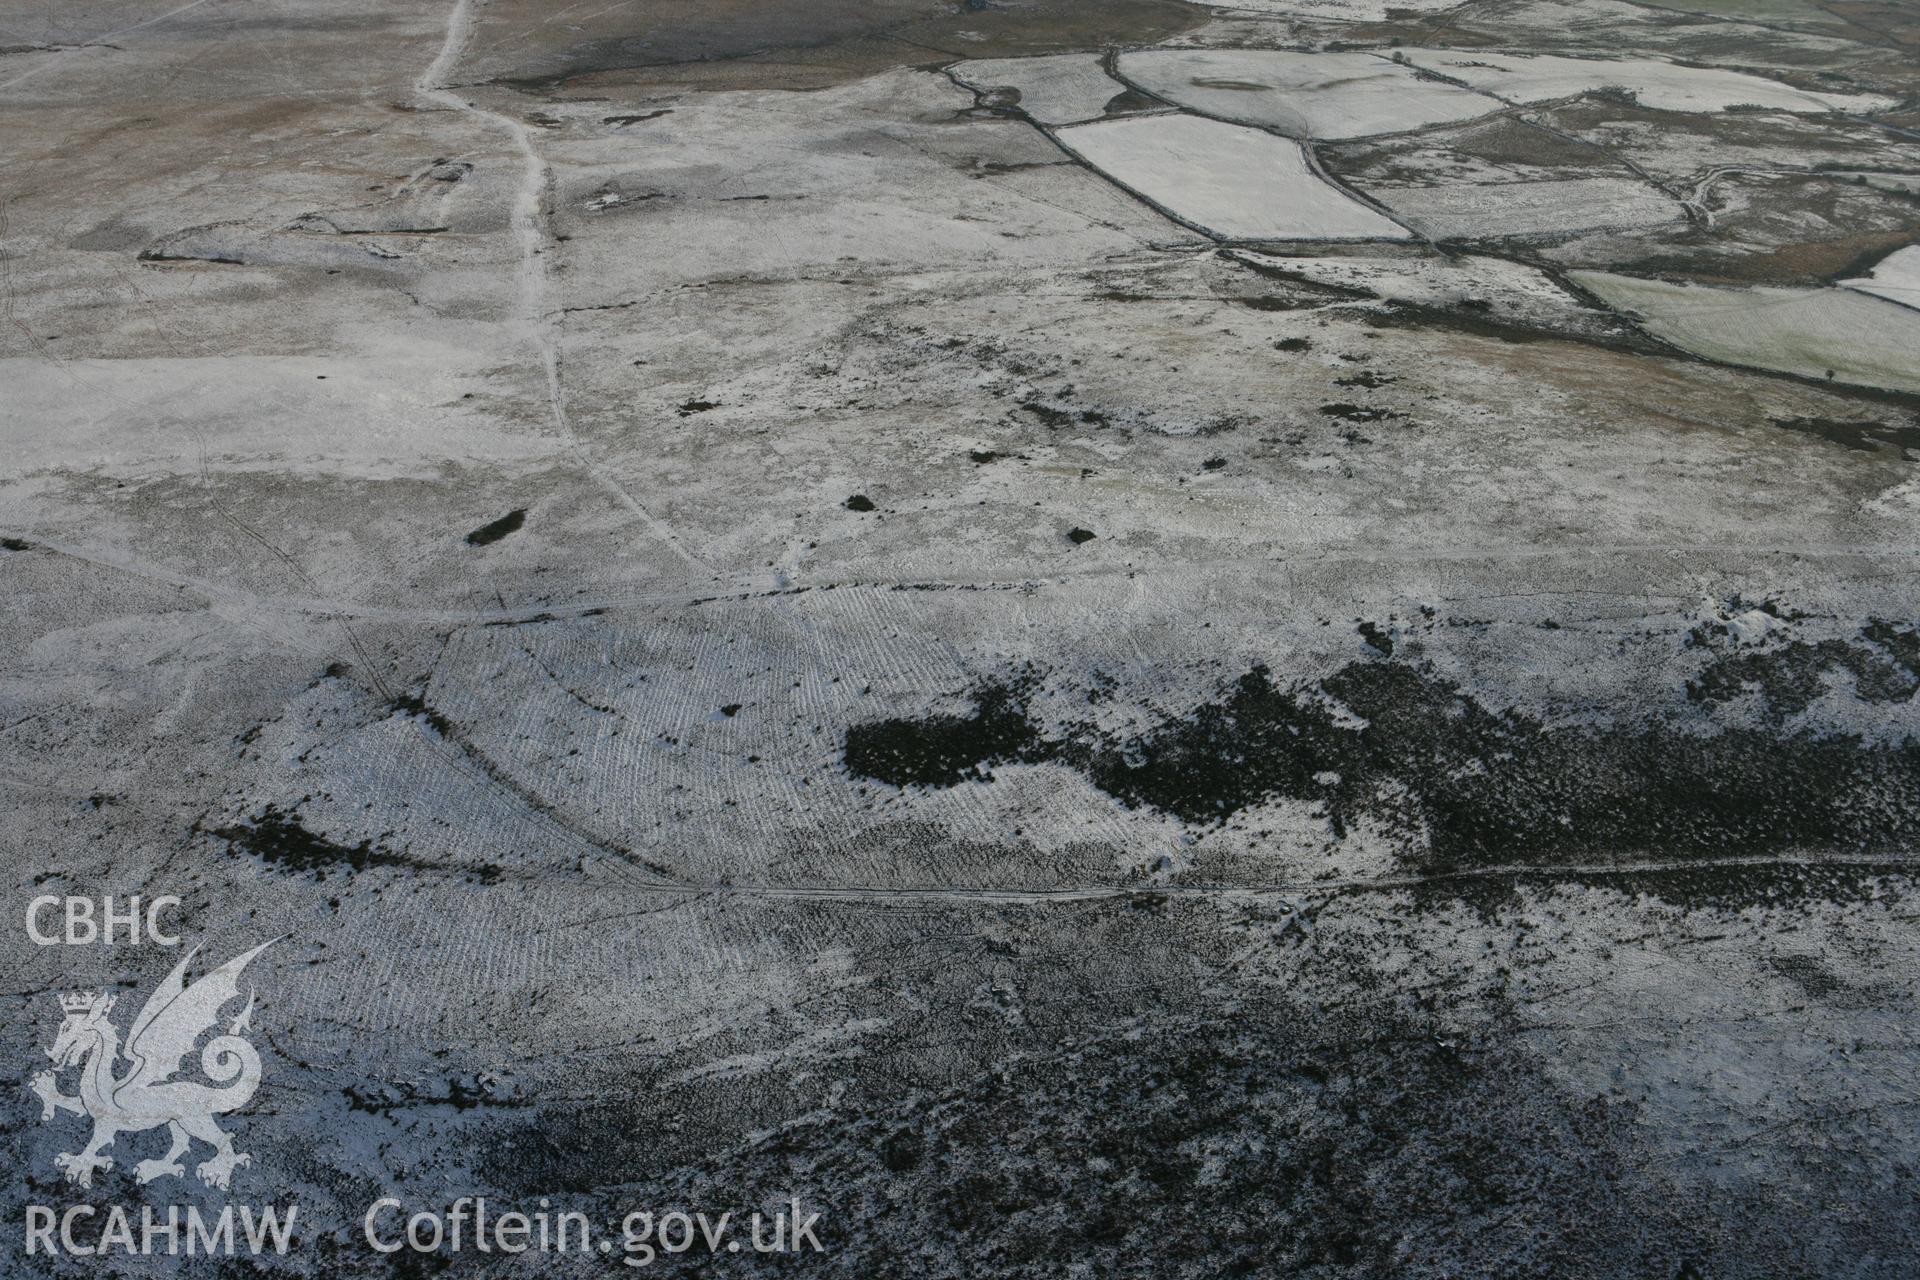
top-left (1101, 87), bottom-right (1161, 114)
top-left (964, 160), bottom-right (1060, 179)
top-left (844, 678), bottom-right (1040, 787)
top-left (844, 493), bottom-right (877, 512)
top-left (392, 691), bottom-right (458, 738)
top-left (855, 1014), bottom-right (1645, 1276)
top-left (1771, 953), bottom-right (1845, 999)
top-left (1274, 337), bottom-right (1313, 352)
top-left (1335, 370), bottom-right (1397, 389)
top-left (489, 1001), bottom-right (1686, 1275)
top-left (1190, 77), bottom-right (1272, 91)
top-left (1366, 298), bottom-right (1569, 346)
top-left (344, 1074), bottom-right (519, 1116)
top-left (1018, 400), bottom-right (1076, 428)
top-left (844, 659), bottom-right (1920, 874)
top-left (1686, 621), bottom-right (1920, 718)
top-left (677, 399), bottom-right (719, 416)
top-left (1324, 112), bottom-right (1611, 182)
top-left (483, 611), bottom-right (558, 628)
top-left (1605, 222), bottom-right (1918, 290)
top-left (1868, 620), bottom-right (1920, 668)
top-left (208, 805), bottom-right (501, 883)
top-left (136, 247), bottom-right (244, 266)
top-left (1769, 415), bottom-right (1920, 456)
top-left (1319, 403), bottom-right (1403, 423)
top-left (465, 508), bottom-right (526, 546)
top-left (1407, 858), bottom-right (1903, 917)
top-left (490, 0), bottom-right (1206, 94)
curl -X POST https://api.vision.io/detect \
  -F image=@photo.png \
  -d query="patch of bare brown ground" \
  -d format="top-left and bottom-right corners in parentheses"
top-left (463, 0), bottom-right (1208, 94)
top-left (1619, 228), bottom-right (1919, 287)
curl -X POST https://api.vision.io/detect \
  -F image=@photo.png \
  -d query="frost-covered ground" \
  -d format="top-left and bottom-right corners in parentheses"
top-left (1055, 113), bottom-right (1412, 238)
top-left (3, 0), bottom-right (1920, 1276)
top-left (1845, 243), bottom-right (1920, 309)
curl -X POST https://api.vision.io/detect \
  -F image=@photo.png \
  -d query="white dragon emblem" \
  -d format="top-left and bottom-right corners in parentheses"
top-left (29, 941), bottom-right (273, 1191)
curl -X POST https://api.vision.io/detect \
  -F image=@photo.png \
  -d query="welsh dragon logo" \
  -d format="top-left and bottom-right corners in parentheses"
top-left (29, 941), bottom-right (273, 1191)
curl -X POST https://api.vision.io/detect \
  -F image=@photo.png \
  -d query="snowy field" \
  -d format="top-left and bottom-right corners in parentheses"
top-left (1369, 175), bottom-right (1684, 238)
top-left (1394, 48), bottom-right (1897, 114)
top-left (1054, 113), bottom-right (1413, 240)
top-left (1842, 245), bottom-right (1920, 311)
top-left (1115, 49), bottom-right (1498, 140)
top-left (949, 53), bottom-right (1129, 126)
top-left (1573, 270), bottom-right (1920, 393)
